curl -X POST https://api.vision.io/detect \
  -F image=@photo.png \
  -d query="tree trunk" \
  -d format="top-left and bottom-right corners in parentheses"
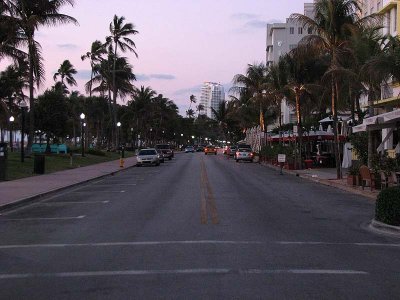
top-left (332, 79), bottom-right (342, 179)
top-left (112, 42), bottom-right (118, 148)
top-left (28, 39), bottom-right (35, 151)
top-left (367, 87), bottom-right (375, 168)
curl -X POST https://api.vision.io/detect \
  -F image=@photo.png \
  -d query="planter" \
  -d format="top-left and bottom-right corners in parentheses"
top-left (285, 162), bottom-right (295, 170)
top-left (347, 175), bottom-right (357, 186)
top-left (304, 159), bottom-right (314, 169)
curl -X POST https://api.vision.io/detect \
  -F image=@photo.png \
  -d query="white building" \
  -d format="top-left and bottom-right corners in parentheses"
top-left (266, 2), bottom-right (315, 126)
top-left (353, 0), bottom-right (400, 155)
top-left (199, 82), bottom-right (225, 119)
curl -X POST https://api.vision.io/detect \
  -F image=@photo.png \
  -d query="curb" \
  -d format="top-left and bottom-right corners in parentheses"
top-left (260, 162), bottom-right (377, 200)
top-left (0, 163), bottom-right (136, 212)
top-left (368, 219), bottom-right (400, 237)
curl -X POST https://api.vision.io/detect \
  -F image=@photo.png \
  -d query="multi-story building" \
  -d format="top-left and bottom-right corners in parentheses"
top-left (199, 82), bottom-right (225, 119)
top-left (354, 0), bottom-right (400, 155)
top-left (266, 2), bottom-right (315, 126)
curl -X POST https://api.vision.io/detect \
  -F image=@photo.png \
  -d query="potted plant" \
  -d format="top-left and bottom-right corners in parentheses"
top-left (347, 162), bottom-right (360, 186)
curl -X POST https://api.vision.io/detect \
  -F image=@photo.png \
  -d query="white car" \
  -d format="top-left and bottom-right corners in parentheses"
top-left (136, 148), bottom-right (160, 166)
top-left (235, 148), bottom-right (254, 162)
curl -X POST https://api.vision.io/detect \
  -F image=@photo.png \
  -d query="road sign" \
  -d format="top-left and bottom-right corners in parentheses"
top-left (278, 154), bottom-right (286, 163)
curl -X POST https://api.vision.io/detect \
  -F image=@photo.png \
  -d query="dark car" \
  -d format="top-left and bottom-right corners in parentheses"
top-left (155, 144), bottom-right (174, 160)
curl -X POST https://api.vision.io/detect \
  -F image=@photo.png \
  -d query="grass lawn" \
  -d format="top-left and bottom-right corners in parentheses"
top-left (3, 151), bottom-right (134, 181)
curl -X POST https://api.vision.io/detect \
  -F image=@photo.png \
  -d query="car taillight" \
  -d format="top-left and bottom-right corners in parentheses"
top-left (250, 153), bottom-right (254, 157)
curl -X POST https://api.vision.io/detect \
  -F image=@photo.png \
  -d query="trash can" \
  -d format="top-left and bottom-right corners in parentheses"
top-left (34, 153), bottom-right (45, 174)
top-left (0, 142), bottom-right (8, 181)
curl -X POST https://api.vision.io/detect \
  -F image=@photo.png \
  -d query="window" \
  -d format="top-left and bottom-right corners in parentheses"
top-left (289, 27), bottom-right (294, 34)
top-left (298, 27), bottom-right (303, 34)
top-left (308, 27), bottom-right (312, 34)
top-left (289, 44), bottom-right (297, 50)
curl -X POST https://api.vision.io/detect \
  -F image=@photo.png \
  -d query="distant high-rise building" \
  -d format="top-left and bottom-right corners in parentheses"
top-left (199, 82), bottom-right (225, 119)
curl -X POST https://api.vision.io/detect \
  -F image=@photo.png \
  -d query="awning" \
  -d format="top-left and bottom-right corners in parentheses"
top-left (352, 124), bottom-right (367, 133)
top-left (379, 109), bottom-right (400, 123)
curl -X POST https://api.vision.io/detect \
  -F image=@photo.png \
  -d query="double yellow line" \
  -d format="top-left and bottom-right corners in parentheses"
top-left (200, 157), bottom-right (219, 225)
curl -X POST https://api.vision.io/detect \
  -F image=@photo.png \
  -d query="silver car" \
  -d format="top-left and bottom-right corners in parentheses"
top-left (235, 148), bottom-right (254, 162)
top-left (136, 148), bottom-right (160, 166)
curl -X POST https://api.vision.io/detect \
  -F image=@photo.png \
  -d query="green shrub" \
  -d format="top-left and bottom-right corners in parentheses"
top-left (86, 149), bottom-right (106, 156)
top-left (348, 161), bottom-right (360, 176)
top-left (375, 187), bottom-right (400, 226)
top-left (349, 133), bottom-right (368, 165)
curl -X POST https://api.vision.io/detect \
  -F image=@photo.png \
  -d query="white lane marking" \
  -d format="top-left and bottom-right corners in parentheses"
top-left (0, 268), bottom-right (368, 280)
top-left (277, 241), bottom-right (400, 247)
top-left (95, 184), bottom-right (137, 186)
top-left (244, 269), bottom-right (369, 275)
top-left (0, 215), bottom-right (86, 221)
top-left (71, 190), bottom-right (125, 193)
top-left (0, 240), bottom-right (398, 250)
top-left (0, 240), bottom-right (262, 249)
top-left (35, 201), bottom-right (109, 206)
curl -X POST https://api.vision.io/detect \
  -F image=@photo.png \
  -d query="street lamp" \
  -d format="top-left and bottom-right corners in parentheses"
top-left (19, 100), bottom-right (28, 162)
top-left (117, 122), bottom-right (121, 147)
top-left (9, 116), bottom-right (14, 152)
top-left (80, 113), bottom-right (85, 157)
top-left (130, 128), bottom-right (134, 147)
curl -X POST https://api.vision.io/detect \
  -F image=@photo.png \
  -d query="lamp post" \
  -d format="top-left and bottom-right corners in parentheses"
top-left (9, 116), bottom-right (14, 152)
top-left (80, 113), bottom-right (85, 157)
top-left (149, 128), bottom-right (153, 145)
top-left (294, 86), bottom-right (305, 169)
top-left (130, 128), bottom-right (134, 148)
top-left (19, 100), bottom-right (28, 162)
top-left (117, 122), bottom-right (121, 147)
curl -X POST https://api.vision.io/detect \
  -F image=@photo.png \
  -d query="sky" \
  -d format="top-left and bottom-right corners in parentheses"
top-left (13, 0), bottom-right (308, 115)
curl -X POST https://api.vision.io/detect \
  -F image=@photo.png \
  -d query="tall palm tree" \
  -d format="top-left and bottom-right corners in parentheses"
top-left (189, 94), bottom-right (196, 109)
top-left (231, 63), bottom-right (273, 131)
top-left (81, 40), bottom-right (107, 97)
top-left (87, 54), bottom-right (136, 146)
top-left (6, 0), bottom-right (77, 149)
top-left (53, 59), bottom-right (77, 92)
top-left (105, 15), bottom-right (138, 145)
top-left (291, 0), bottom-right (369, 179)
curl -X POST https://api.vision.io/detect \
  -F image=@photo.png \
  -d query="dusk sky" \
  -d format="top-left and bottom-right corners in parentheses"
top-left (30, 0), bottom-right (307, 115)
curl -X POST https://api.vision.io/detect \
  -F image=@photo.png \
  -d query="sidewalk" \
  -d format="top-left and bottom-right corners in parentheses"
top-left (0, 156), bottom-right (137, 210)
top-left (261, 163), bottom-right (379, 200)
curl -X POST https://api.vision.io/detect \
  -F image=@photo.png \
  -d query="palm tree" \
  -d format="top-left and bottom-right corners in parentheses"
top-left (105, 15), bottom-right (138, 144)
top-left (6, 0), bottom-right (77, 149)
top-left (189, 94), bottom-right (196, 109)
top-left (231, 63), bottom-right (274, 132)
top-left (186, 108), bottom-right (195, 119)
top-left (81, 40), bottom-right (107, 97)
top-left (291, 0), bottom-right (370, 178)
top-left (196, 103), bottom-right (205, 117)
top-left (53, 60), bottom-right (77, 92)
top-left (87, 54), bottom-right (136, 146)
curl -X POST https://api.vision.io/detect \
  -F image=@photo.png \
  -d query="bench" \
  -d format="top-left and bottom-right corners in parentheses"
top-left (359, 165), bottom-right (375, 191)
top-left (58, 144), bottom-right (68, 154)
top-left (31, 144), bottom-right (43, 153)
top-left (50, 144), bottom-right (59, 154)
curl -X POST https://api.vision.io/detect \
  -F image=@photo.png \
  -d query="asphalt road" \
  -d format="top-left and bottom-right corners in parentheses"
top-left (0, 152), bottom-right (399, 299)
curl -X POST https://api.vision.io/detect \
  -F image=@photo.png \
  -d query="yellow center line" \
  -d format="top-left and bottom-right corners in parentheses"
top-left (200, 157), bottom-right (219, 225)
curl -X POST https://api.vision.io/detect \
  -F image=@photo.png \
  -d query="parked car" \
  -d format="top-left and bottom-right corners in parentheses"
top-left (204, 145), bottom-right (217, 155)
top-left (228, 146), bottom-right (237, 156)
top-left (155, 144), bottom-right (174, 160)
top-left (156, 149), bottom-right (165, 163)
top-left (235, 148), bottom-right (254, 162)
top-left (196, 146), bottom-right (204, 152)
top-left (185, 146), bottom-right (195, 153)
top-left (136, 148), bottom-right (160, 166)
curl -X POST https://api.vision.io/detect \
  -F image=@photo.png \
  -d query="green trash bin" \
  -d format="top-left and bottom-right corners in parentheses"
top-left (0, 142), bottom-right (8, 181)
top-left (34, 154), bottom-right (45, 174)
